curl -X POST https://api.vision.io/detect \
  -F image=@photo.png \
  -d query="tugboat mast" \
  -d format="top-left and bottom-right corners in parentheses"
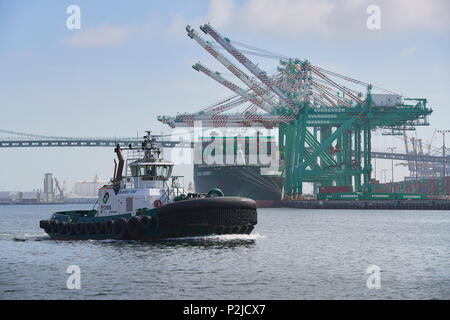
top-left (140, 131), bottom-right (162, 162)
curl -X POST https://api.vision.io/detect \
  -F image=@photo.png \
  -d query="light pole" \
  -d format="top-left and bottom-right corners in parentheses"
top-left (381, 169), bottom-right (388, 184)
top-left (374, 158), bottom-right (377, 181)
top-left (387, 147), bottom-right (396, 193)
top-left (437, 129), bottom-right (450, 196)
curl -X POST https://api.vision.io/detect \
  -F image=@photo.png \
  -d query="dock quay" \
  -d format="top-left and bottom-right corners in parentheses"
top-left (282, 199), bottom-right (450, 210)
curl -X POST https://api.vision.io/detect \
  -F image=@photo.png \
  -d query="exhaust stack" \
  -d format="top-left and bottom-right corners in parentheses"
top-left (114, 144), bottom-right (124, 182)
top-left (113, 159), bottom-right (117, 182)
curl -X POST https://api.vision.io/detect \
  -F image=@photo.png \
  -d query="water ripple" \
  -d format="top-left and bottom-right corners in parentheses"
top-left (0, 204), bottom-right (449, 300)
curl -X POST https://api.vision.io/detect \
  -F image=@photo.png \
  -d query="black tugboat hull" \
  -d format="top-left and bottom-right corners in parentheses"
top-left (39, 197), bottom-right (257, 240)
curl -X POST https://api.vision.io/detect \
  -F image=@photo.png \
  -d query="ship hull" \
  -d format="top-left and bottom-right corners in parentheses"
top-left (194, 165), bottom-right (282, 206)
top-left (254, 200), bottom-right (282, 208)
top-left (40, 197), bottom-right (257, 240)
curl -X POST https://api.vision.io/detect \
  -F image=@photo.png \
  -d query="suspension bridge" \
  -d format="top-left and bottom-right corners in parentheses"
top-left (1, 129), bottom-right (449, 166)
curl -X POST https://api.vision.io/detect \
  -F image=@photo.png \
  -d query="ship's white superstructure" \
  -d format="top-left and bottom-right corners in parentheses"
top-left (97, 131), bottom-right (184, 217)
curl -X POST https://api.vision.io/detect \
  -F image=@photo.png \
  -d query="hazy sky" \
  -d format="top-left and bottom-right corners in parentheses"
top-left (1, 0), bottom-right (449, 191)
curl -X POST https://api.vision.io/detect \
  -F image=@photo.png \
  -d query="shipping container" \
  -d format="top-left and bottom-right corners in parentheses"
top-left (317, 192), bottom-right (362, 200)
top-left (395, 193), bottom-right (427, 200)
top-left (365, 193), bottom-right (395, 200)
top-left (319, 186), bottom-right (352, 194)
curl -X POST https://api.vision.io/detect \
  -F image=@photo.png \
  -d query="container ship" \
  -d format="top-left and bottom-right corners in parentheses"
top-left (193, 131), bottom-right (450, 205)
top-left (193, 134), bottom-right (283, 207)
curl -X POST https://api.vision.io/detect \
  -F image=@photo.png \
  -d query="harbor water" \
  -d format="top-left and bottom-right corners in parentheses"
top-left (0, 204), bottom-right (449, 299)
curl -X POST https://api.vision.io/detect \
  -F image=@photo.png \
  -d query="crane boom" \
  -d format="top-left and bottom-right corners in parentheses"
top-left (310, 66), bottom-right (363, 104)
top-left (205, 96), bottom-right (248, 114)
top-left (197, 94), bottom-right (239, 114)
top-left (311, 80), bottom-right (352, 108)
top-left (311, 92), bottom-right (333, 107)
top-left (200, 23), bottom-right (298, 113)
top-left (186, 26), bottom-right (276, 110)
top-left (158, 113), bottom-right (295, 128)
top-left (192, 63), bottom-right (273, 113)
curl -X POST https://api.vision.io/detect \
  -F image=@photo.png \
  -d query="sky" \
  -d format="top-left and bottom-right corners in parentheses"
top-left (1, 0), bottom-right (449, 192)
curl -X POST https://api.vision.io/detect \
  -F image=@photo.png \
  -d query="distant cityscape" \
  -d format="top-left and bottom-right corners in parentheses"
top-left (0, 172), bottom-right (196, 205)
top-left (0, 173), bottom-right (107, 204)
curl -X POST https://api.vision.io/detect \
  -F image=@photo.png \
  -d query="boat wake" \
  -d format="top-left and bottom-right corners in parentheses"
top-left (1, 232), bottom-right (48, 242)
top-left (6, 233), bottom-right (265, 244)
top-left (166, 233), bottom-right (265, 241)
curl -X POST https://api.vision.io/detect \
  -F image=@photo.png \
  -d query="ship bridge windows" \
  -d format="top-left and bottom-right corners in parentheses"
top-left (130, 164), bottom-right (173, 181)
top-left (130, 166), bottom-right (139, 177)
top-left (155, 165), bottom-right (173, 180)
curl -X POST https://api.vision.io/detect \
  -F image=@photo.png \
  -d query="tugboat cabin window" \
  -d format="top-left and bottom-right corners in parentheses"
top-left (141, 165), bottom-right (156, 179)
top-left (131, 164), bottom-right (172, 180)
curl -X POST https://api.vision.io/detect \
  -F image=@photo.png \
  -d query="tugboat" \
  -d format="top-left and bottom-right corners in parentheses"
top-left (39, 131), bottom-right (257, 240)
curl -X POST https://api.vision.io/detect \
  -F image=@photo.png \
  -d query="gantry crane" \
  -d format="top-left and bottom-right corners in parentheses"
top-left (54, 177), bottom-right (64, 200)
top-left (158, 23), bottom-right (433, 199)
top-left (401, 129), bottom-right (442, 178)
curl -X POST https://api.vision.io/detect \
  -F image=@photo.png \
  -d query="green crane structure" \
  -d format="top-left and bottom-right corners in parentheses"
top-left (158, 23), bottom-right (432, 199)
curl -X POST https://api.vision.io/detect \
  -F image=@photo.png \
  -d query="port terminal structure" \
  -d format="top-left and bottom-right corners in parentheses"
top-left (0, 26), bottom-right (440, 199)
top-left (157, 23), bottom-right (433, 199)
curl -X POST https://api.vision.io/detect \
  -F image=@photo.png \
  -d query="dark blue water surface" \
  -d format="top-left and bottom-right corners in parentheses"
top-left (0, 204), bottom-right (449, 299)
